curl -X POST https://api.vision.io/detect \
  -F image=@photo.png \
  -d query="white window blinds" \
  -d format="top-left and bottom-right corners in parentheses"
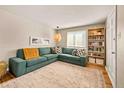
top-left (67, 31), bottom-right (87, 48)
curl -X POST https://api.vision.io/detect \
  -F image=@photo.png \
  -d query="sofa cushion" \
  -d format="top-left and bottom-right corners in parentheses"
top-left (16, 49), bottom-right (25, 59)
top-left (43, 54), bottom-right (58, 60)
top-left (62, 48), bottom-right (74, 55)
top-left (39, 48), bottom-right (51, 56)
top-left (59, 54), bottom-right (80, 61)
top-left (26, 57), bottom-right (47, 67)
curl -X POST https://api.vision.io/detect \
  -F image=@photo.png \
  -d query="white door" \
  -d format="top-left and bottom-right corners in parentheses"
top-left (110, 9), bottom-right (116, 83)
top-left (106, 7), bottom-right (116, 87)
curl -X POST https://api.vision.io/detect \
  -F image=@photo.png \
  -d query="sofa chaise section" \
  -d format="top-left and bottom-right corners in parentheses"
top-left (58, 48), bottom-right (87, 66)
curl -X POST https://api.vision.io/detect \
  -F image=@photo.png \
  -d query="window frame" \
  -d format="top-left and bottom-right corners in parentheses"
top-left (67, 30), bottom-right (87, 49)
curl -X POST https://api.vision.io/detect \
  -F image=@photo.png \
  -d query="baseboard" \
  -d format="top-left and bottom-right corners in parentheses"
top-left (105, 66), bottom-right (115, 87)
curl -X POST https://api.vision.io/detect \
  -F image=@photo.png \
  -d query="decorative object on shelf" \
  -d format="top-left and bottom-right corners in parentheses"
top-left (54, 26), bottom-right (62, 46)
top-left (97, 30), bottom-right (102, 35)
top-left (0, 61), bottom-right (7, 79)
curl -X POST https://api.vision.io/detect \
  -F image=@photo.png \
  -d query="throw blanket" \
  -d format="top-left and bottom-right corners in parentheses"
top-left (23, 48), bottom-right (39, 60)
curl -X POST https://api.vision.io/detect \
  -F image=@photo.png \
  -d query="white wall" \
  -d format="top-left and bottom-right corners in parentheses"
top-left (117, 6), bottom-right (124, 87)
top-left (0, 9), bottom-right (55, 62)
top-left (58, 24), bottom-right (105, 47)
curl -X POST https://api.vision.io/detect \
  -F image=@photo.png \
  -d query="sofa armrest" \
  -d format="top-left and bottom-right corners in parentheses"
top-left (9, 57), bottom-right (26, 77)
top-left (80, 56), bottom-right (88, 66)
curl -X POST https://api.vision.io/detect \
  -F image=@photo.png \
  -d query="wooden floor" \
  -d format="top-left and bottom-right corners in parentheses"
top-left (86, 63), bottom-right (112, 88)
top-left (0, 71), bottom-right (15, 84)
top-left (0, 60), bottom-right (112, 88)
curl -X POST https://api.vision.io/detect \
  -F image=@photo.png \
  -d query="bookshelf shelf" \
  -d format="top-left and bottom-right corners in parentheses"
top-left (88, 28), bottom-right (105, 65)
top-left (88, 55), bottom-right (104, 59)
top-left (88, 51), bottom-right (104, 53)
top-left (88, 45), bottom-right (104, 48)
top-left (88, 39), bottom-right (104, 41)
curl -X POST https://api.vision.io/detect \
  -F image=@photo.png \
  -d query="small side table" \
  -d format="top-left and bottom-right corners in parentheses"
top-left (0, 61), bottom-right (7, 79)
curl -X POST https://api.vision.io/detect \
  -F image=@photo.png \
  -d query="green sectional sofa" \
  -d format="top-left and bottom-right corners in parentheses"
top-left (9, 47), bottom-right (87, 77)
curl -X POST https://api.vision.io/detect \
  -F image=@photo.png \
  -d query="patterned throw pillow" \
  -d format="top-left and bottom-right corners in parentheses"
top-left (52, 47), bottom-right (62, 54)
top-left (75, 49), bottom-right (86, 57)
top-left (72, 49), bottom-right (77, 56)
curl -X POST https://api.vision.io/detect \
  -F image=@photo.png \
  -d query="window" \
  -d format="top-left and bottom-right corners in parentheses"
top-left (67, 31), bottom-right (87, 48)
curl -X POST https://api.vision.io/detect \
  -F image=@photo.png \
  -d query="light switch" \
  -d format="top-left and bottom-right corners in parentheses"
top-left (118, 32), bottom-right (121, 39)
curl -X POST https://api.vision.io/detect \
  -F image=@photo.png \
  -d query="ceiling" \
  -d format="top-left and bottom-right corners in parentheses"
top-left (0, 5), bottom-right (113, 29)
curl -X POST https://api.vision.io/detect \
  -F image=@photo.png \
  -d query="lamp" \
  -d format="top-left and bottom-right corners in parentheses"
top-left (54, 26), bottom-right (62, 46)
top-left (54, 33), bottom-right (62, 42)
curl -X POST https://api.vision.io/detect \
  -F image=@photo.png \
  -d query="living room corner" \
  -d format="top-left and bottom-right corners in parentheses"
top-left (0, 4), bottom-right (124, 89)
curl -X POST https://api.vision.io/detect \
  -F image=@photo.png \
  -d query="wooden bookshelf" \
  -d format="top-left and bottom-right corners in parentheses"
top-left (88, 28), bottom-right (105, 65)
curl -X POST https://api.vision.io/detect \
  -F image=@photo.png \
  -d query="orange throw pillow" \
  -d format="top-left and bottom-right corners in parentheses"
top-left (23, 48), bottom-right (39, 60)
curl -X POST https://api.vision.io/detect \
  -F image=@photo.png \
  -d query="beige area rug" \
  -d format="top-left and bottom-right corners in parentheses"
top-left (0, 61), bottom-right (105, 88)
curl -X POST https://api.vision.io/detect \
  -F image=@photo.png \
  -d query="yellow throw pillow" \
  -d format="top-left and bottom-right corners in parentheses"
top-left (23, 48), bottom-right (39, 60)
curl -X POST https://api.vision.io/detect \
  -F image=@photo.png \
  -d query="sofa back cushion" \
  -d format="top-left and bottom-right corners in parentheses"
top-left (16, 49), bottom-right (25, 59)
top-left (39, 47), bottom-right (51, 56)
top-left (62, 48), bottom-right (74, 55)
